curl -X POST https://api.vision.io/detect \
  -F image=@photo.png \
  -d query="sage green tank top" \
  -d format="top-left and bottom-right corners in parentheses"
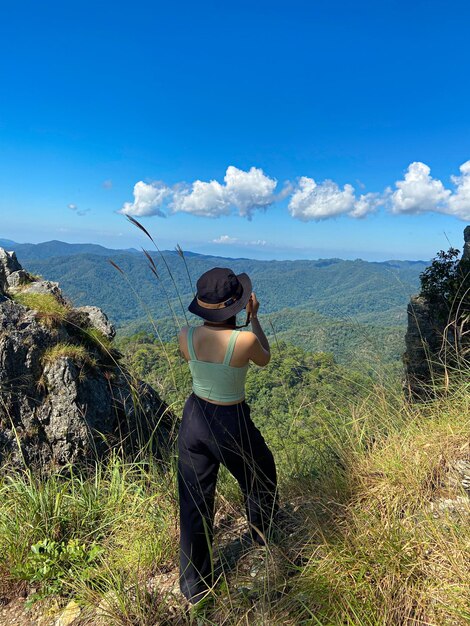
top-left (187, 326), bottom-right (249, 403)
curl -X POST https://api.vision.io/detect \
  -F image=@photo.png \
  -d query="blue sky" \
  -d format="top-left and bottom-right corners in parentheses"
top-left (1, 0), bottom-right (470, 260)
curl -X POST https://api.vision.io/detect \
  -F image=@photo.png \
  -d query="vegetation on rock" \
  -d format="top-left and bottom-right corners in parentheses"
top-left (41, 343), bottom-right (97, 368)
top-left (419, 246), bottom-right (470, 315)
top-left (11, 292), bottom-right (71, 327)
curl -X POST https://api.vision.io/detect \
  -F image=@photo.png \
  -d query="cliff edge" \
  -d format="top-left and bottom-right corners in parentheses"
top-left (403, 226), bottom-right (470, 399)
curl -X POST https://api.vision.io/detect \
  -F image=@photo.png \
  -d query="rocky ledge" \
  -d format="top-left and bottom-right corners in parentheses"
top-left (0, 248), bottom-right (174, 471)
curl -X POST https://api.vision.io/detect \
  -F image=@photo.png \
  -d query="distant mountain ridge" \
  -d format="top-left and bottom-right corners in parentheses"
top-left (0, 239), bottom-right (142, 260)
top-left (1, 240), bottom-right (429, 321)
top-left (1, 238), bottom-right (428, 265)
top-left (0, 238), bottom-right (430, 365)
top-left (0, 239), bottom-right (254, 264)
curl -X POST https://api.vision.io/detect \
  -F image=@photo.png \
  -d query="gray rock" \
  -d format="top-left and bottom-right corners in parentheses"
top-left (0, 246), bottom-right (66, 305)
top-left (455, 459), bottom-right (470, 493)
top-left (430, 496), bottom-right (469, 517)
top-left (403, 295), bottom-right (443, 399)
top-left (0, 247), bottom-right (22, 276)
top-left (20, 279), bottom-right (68, 306)
top-left (0, 254), bottom-right (174, 471)
top-left (76, 305), bottom-right (116, 340)
top-left (463, 225), bottom-right (470, 261)
top-left (0, 248), bottom-right (22, 293)
top-left (6, 269), bottom-right (33, 289)
top-left (0, 265), bottom-right (5, 295)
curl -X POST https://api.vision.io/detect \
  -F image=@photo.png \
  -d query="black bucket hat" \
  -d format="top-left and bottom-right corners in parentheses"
top-left (188, 267), bottom-right (252, 322)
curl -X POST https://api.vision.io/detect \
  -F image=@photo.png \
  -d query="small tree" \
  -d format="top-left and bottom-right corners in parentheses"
top-left (419, 247), bottom-right (470, 314)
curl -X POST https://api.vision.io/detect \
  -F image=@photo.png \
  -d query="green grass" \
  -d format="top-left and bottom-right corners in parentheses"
top-left (0, 454), bottom-right (179, 612)
top-left (80, 326), bottom-right (114, 353)
top-left (11, 292), bottom-right (70, 327)
top-left (0, 371), bottom-right (468, 624)
top-left (41, 342), bottom-right (97, 368)
top-left (288, 381), bottom-right (470, 626)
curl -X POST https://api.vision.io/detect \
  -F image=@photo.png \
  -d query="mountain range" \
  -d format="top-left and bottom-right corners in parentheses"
top-left (1, 238), bottom-right (430, 366)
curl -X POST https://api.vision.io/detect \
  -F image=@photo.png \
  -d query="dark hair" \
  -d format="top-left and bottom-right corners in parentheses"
top-left (225, 315), bottom-right (237, 327)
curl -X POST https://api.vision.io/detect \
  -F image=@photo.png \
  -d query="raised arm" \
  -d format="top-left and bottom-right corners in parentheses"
top-left (246, 292), bottom-right (271, 367)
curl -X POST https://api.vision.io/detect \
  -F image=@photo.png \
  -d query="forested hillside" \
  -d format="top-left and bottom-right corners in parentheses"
top-left (3, 239), bottom-right (428, 366)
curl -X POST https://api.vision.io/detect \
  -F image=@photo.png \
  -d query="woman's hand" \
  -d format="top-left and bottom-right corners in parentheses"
top-left (246, 292), bottom-right (260, 318)
top-left (245, 292), bottom-right (270, 365)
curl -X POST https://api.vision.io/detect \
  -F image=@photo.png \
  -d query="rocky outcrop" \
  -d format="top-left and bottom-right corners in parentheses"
top-left (0, 248), bottom-right (174, 470)
top-left (403, 227), bottom-right (470, 399)
top-left (75, 305), bottom-right (116, 340)
top-left (0, 248), bottom-right (22, 286)
top-left (20, 278), bottom-right (68, 305)
top-left (462, 225), bottom-right (470, 261)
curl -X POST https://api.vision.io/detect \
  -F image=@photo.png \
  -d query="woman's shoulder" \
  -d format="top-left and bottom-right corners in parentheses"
top-left (178, 326), bottom-right (195, 360)
top-left (235, 330), bottom-right (257, 345)
top-left (178, 325), bottom-right (191, 343)
top-left (179, 324), bottom-right (197, 334)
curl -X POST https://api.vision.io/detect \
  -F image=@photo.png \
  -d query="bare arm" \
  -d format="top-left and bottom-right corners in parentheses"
top-left (178, 327), bottom-right (189, 361)
top-left (246, 292), bottom-right (271, 366)
top-left (251, 317), bottom-right (269, 351)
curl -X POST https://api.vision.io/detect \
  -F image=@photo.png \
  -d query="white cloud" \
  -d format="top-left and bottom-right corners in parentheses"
top-left (212, 235), bottom-right (239, 244)
top-left (172, 166), bottom-right (277, 219)
top-left (173, 180), bottom-right (231, 218)
top-left (120, 161), bottom-right (470, 224)
top-left (390, 162), bottom-right (451, 214)
top-left (349, 192), bottom-right (383, 218)
top-left (448, 160), bottom-right (470, 220)
top-left (288, 177), bottom-right (380, 220)
top-left (121, 166), bottom-right (278, 219)
top-left (68, 203), bottom-right (77, 211)
top-left (224, 165), bottom-right (277, 217)
top-left (288, 161), bottom-right (470, 222)
top-left (212, 235), bottom-right (267, 247)
top-left (389, 160), bottom-right (470, 220)
top-left (119, 181), bottom-right (171, 217)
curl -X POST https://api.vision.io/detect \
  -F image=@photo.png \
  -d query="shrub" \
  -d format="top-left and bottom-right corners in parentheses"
top-left (419, 247), bottom-right (470, 314)
top-left (12, 538), bottom-right (102, 606)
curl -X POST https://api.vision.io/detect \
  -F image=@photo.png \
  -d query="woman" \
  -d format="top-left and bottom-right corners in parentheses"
top-left (177, 266), bottom-right (279, 604)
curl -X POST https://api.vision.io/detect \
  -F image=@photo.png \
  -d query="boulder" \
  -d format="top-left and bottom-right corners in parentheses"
top-left (0, 249), bottom-right (22, 294)
top-left (6, 269), bottom-right (33, 289)
top-left (0, 266), bottom-right (6, 295)
top-left (76, 305), bottom-right (116, 340)
top-left (0, 249), bottom-right (174, 471)
top-left (20, 279), bottom-right (68, 305)
top-left (403, 295), bottom-right (443, 399)
top-left (0, 248), bottom-right (22, 277)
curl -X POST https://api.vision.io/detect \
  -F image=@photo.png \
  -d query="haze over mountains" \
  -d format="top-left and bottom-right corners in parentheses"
top-left (2, 238), bottom-right (430, 367)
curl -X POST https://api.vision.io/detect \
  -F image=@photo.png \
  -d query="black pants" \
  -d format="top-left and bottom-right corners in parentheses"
top-left (177, 393), bottom-right (279, 603)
